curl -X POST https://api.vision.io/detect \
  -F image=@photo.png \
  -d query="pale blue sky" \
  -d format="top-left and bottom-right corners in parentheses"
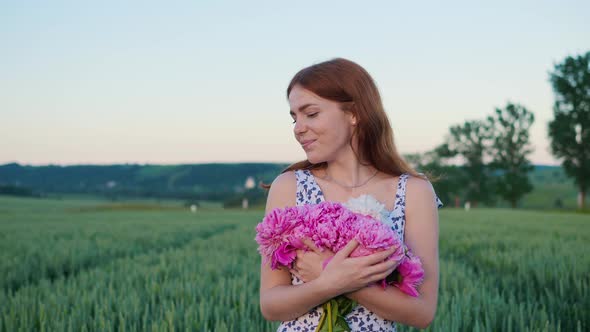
top-left (1, 0), bottom-right (588, 165)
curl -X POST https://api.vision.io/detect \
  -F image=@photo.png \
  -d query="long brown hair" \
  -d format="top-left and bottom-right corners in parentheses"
top-left (265, 58), bottom-right (422, 188)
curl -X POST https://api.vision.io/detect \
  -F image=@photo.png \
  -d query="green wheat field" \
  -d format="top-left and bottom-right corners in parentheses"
top-left (0, 196), bottom-right (588, 332)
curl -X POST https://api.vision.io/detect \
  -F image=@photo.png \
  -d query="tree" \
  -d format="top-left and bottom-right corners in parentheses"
top-left (487, 103), bottom-right (535, 208)
top-left (441, 120), bottom-right (495, 207)
top-left (404, 150), bottom-right (465, 207)
top-left (548, 51), bottom-right (590, 209)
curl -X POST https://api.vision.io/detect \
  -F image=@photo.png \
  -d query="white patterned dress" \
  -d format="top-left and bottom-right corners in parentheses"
top-left (277, 170), bottom-right (442, 332)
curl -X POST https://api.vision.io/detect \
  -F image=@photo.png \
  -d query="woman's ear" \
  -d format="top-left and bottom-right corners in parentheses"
top-left (342, 102), bottom-right (356, 126)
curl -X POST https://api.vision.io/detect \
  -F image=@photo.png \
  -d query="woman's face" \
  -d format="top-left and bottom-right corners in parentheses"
top-left (288, 85), bottom-right (356, 164)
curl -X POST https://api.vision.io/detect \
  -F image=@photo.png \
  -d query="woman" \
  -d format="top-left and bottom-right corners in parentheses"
top-left (260, 58), bottom-right (442, 331)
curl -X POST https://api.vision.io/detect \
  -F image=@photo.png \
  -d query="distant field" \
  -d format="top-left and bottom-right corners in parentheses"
top-left (0, 196), bottom-right (588, 331)
top-left (520, 165), bottom-right (579, 209)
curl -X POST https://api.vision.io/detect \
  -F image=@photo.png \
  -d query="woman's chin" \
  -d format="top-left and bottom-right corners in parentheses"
top-left (305, 154), bottom-right (324, 165)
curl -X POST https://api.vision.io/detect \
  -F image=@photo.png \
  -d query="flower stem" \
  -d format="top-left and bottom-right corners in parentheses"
top-left (315, 306), bottom-right (326, 332)
top-left (327, 301), bottom-right (332, 332)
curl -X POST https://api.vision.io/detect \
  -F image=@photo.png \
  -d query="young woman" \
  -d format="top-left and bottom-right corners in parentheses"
top-left (260, 58), bottom-right (442, 331)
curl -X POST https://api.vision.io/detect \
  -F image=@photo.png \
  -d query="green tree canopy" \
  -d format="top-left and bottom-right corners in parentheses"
top-left (442, 120), bottom-right (494, 207)
top-left (487, 103), bottom-right (535, 208)
top-left (548, 51), bottom-right (590, 209)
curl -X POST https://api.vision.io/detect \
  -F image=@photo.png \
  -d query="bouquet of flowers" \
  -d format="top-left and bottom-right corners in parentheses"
top-left (255, 195), bottom-right (425, 332)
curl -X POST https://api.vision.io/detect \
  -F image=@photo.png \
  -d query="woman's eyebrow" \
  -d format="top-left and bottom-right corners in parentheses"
top-left (290, 103), bottom-right (318, 114)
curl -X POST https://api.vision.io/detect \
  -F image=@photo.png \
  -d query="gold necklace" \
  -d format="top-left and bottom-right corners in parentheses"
top-left (323, 168), bottom-right (379, 189)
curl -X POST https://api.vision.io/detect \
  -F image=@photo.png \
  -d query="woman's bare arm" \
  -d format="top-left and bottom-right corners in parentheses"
top-left (345, 177), bottom-right (440, 328)
top-left (259, 172), bottom-right (339, 321)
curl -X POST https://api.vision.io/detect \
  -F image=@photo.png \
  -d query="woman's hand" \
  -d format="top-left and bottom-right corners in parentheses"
top-left (290, 238), bottom-right (334, 282)
top-left (306, 239), bottom-right (400, 296)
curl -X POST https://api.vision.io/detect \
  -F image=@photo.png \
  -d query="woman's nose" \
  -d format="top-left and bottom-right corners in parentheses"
top-left (293, 118), bottom-right (307, 135)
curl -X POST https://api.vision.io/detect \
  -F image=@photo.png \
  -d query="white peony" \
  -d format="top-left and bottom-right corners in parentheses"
top-left (343, 194), bottom-right (392, 226)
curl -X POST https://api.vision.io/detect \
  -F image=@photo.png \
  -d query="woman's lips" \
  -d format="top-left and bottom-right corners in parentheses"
top-left (301, 139), bottom-right (316, 150)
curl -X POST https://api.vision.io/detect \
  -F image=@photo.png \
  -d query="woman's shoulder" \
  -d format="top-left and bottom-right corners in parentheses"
top-left (271, 170), bottom-right (298, 189)
top-left (265, 171), bottom-right (298, 213)
top-left (405, 174), bottom-right (440, 209)
top-left (405, 175), bottom-right (436, 201)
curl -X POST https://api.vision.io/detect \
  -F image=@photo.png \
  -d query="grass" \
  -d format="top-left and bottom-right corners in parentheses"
top-left (0, 196), bottom-right (588, 331)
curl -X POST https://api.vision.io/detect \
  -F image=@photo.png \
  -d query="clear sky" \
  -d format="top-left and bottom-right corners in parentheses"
top-left (1, 0), bottom-right (588, 166)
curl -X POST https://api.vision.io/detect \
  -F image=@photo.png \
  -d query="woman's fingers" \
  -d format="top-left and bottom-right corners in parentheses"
top-left (362, 258), bottom-right (396, 277)
top-left (296, 249), bottom-right (306, 260)
top-left (320, 243), bottom-right (403, 292)
top-left (358, 247), bottom-right (399, 266)
top-left (333, 239), bottom-right (359, 260)
top-left (302, 238), bottom-right (323, 254)
top-left (370, 269), bottom-right (396, 284)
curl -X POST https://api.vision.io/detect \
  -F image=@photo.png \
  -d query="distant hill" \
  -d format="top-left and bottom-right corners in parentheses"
top-left (0, 163), bottom-right (579, 209)
top-left (521, 165), bottom-right (578, 209)
top-left (0, 163), bottom-right (288, 201)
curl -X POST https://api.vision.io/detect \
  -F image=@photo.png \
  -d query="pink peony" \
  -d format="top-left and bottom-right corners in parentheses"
top-left (273, 243), bottom-right (298, 269)
top-left (255, 206), bottom-right (304, 268)
top-left (255, 201), bottom-right (424, 297)
top-left (255, 201), bottom-right (425, 332)
top-left (393, 251), bottom-right (425, 297)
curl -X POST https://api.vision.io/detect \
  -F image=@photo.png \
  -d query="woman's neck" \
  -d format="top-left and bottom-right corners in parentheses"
top-left (322, 159), bottom-right (377, 189)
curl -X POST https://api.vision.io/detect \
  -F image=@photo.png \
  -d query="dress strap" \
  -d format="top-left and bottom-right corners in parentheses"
top-left (396, 173), bottom-right (444, 209)
top-left (394, 173), bottom-right (410, 211)
top-left (294, 170), bottom-right (324, 206)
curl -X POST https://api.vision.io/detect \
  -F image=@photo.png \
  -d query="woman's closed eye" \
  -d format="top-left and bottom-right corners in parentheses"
top-left (292, 112), bottom-right (318, 124)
